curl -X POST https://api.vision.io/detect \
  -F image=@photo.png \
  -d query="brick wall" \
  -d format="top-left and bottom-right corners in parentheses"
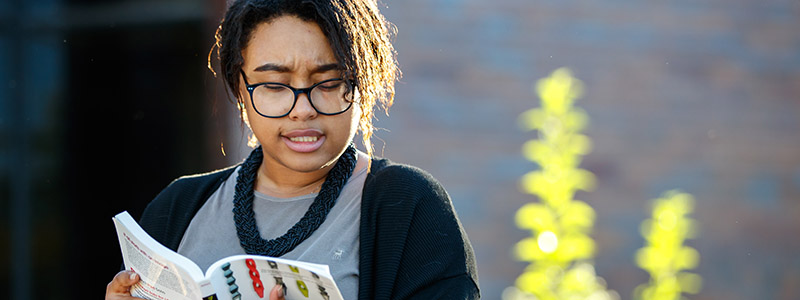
top-left (362, 0), bottom-right (800, 298)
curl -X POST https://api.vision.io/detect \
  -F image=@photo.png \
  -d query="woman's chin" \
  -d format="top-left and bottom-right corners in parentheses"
top-left (281, 152), bottom-right (339, 173)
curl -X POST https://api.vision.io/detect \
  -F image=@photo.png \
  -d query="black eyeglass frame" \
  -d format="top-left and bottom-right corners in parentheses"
top-left (240, 70), bottom-right (354, 118)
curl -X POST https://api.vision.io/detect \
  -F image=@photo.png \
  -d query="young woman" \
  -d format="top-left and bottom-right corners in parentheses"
top-left (106, 0), bottom-right (479, 299)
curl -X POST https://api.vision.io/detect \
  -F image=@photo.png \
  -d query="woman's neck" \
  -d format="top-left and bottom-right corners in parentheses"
top-left (252, 150), bottom-right (366, 198)
top-left (254, 163), bottom-right (332, 198)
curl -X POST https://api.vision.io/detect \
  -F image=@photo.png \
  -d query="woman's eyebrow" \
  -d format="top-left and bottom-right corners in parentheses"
top-left (253, 63), bottom-right (290, 72)
top-left (252, 62), bottom-right (341, 73)
top-left (312, 63), bottom-right (342, 74)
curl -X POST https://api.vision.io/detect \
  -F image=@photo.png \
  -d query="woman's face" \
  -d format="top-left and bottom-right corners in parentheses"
top-left (240, 15), bottom-right (360, 174)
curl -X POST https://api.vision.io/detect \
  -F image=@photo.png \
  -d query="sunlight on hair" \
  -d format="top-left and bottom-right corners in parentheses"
top-left (505, 68), bottom-right (618, 300)
top-left (634, 190), bottom-right (702, 300)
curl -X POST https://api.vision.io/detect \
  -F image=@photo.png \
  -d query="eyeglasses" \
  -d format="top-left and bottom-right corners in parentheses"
top-left (240, 70), bottom-right (354, 118)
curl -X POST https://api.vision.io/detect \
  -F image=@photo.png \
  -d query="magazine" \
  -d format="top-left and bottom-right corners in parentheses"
top-left (113, 211), bottom-right (343, 300)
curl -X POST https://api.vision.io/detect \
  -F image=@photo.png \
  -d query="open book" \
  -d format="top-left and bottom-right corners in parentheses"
top-left (113, 211), bottom-right (344, 300)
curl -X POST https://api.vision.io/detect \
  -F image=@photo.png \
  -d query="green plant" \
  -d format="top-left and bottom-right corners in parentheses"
top-left (634, 190), bottom-right (702, 300)
top-left (504, 68), bottom-right (617, 300)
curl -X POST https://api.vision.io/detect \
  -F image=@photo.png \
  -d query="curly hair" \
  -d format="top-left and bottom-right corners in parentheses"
top-left (208, 0), bottom-right (400, 159)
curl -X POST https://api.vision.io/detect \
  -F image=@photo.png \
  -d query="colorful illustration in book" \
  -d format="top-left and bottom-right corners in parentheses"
top-left (310, 271), bottom-right (329, 300)
top-left (221, 262), bottom-right (242, 300)
top-left (288, 265), bottom-right (309, 297)
top-left (215, 258), bottom-right (337, 299)
top-left (246, 259), bottom-right (265, 298)
top-left (317, 285), bottom-right (330, 300)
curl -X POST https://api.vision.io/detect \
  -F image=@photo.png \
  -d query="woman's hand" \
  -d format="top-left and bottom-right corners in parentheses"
top-left (268, 284), bottom-right (286, 300)
top-left (106, 270), bottom-right (144, 300)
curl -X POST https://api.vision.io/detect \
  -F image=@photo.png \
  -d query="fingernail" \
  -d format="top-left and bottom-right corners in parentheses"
top-left (130, 272), bottom-right (137, 281)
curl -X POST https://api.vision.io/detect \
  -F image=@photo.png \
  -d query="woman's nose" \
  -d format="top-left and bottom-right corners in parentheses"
top-left (288, 91), bottom-right (318, 120)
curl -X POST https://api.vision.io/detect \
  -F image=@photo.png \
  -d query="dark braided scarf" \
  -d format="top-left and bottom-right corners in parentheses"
top-left (233, 144), bottom-right (357, 257)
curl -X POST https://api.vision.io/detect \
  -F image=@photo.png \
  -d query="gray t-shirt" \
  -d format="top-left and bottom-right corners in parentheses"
top-left (177, 152), bottom-right (367, 300)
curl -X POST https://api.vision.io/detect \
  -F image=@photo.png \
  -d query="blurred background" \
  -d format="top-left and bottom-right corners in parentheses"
top-left (2, 0), bottom-right (799, 299)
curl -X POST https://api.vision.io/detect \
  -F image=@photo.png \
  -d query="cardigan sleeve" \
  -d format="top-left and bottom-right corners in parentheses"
top-left (360, 161), bottom-right (480, 299)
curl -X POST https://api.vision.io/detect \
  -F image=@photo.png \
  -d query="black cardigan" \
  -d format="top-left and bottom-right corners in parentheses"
top-left (139, 157), bottom-right (480, 299)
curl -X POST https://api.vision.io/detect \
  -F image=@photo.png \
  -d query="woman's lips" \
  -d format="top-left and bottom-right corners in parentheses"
top-left (282, 129), bottom-right (325, 153)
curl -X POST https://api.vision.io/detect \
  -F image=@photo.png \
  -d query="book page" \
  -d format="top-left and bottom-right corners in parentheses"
top-left (114, 211), bottom-right (212, 300)
top-left (207, 255), bottom-right (344, 300)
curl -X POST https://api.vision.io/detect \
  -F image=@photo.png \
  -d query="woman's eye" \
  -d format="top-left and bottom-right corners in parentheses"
top-left (263, 84), bottom-right (285, 91)
top-left (318, 81), bottom-right (343, 90)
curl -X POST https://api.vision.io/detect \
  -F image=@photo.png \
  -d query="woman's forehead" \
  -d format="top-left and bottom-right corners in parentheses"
top-left (242, 16), bottom-right (337, 73)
